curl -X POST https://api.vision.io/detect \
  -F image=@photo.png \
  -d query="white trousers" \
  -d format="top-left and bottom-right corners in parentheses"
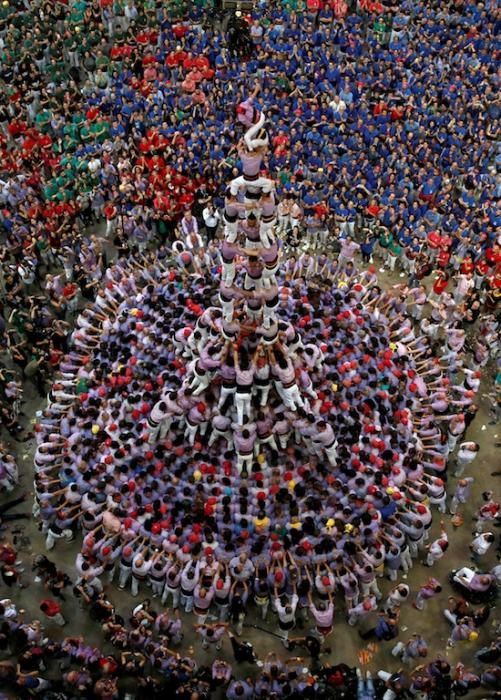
top-left (262, 262), bottom-right (279, 288)
top-left (220, 297), bottom-right (234, 322)
top-left (360, 579), bottom-right (381, 599)
top-left (45, 528), bottom-right (72, 551)
top-left (278, 432), bottom-right (291, 449)
top-left (221, 260), bottom-right (236, 286)
top-left (189, 373), bottom-right (211, 396)
top-left (230, 175), bottom-right (273, 197)
top-left (377, 672), bottom-right (397, 700)
top-left (254, 434), bottom-right (278, 454)
top-left (208, 429), bottom-right (232, 448)
top-left (235, 392), bottom-right (252, 424)
top-left (237, 453), bottom-right (253, 474)
top-left (430, 494), bottom-right (447, 513)
top-left (118, 564), bottom-right (132, 589)
top-left (400, 546), bottom-right (413, 572)
top-left (162, 586), bottom-right (180, 608)
top-left (243, 111), bottom-right (267, 151)
top-left (148, 417), bottom-right (172, 444)
top-left (218, 385), bottom-right (235, 408)
top-left (224, 219), bottom-right (238, 242)
top-left (263, 301), bottom-right (279, 328)
top-left (259, 220), bottom-right (277, 247)
top-left (278, 214), bottom-right (290, 233)
top-left (257, 383), bottom-right (271, 407)
top-left (276, 382), bottom-right (305, 410)
top-left (324, 443), bottom-right (338, 467)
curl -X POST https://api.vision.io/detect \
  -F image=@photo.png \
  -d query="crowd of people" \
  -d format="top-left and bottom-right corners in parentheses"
top-left (0, 0), bottom-right (499, 409)
top-left (0, 0), bottom-right (500, 697)
top-left (0, 545), bottom-right (500, 698)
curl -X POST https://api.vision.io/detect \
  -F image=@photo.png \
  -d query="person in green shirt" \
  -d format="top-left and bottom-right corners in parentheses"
top-left (47, 59), bottom-right (65, 85)
top-left (276, 73), bottom-right (291, 93)
top-left (70, 0), bottom-right (87, 24)
top-left (55, 186), bottom-right (74, 203)
top-left (63, 32), bottom-right (80, 69)
top-left (387, 237), bottom-right (402, 273)
top-left (94, 69), bottom-right (110, 89)
top-left (0, 4), bottom-right (11, 29)
top-left (48, 37), bottom-right (64, 61)
top-left (72, 109), bottom-right (86, 127)
top-left (95, 50), bottom-right (110, 70)
top-left (79, 121), bottom-right (93, 143)
top-left (282, 171), bottom-right (293, 188)
top-left (91, 119), bottom-right (110, 144)
top-left (144, 0), bottom-right (157, 25)
top-left (22, 31), bottom-right (34, 55)
top-left (44, 182), bottom-right (59, 201)
top-left (35, 109), bottom-right (52, 135)
top-left (373, 17), bottom-right (388, 43)
top-left (63, 123), bottom-right (79, 142)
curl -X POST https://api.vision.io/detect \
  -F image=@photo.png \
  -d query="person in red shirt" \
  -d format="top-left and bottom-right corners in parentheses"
top-left (474, 259), bottom-right (490, 290)
top-left (366, 199), bottom-right (380, 219)
top-left (40, 598), bottom-right (66, 626)
top-left (485, 243), bottom-right (501, 269)
top-left (437, 246), bottom-right (450, 269)
top-left (460, 255), bottom-right (475, 275)
top-left (62, 282), bottom-right (79, 316)
top-left (306, 0), bottom-right (321, 23)
top-left (103, 202), bottom-right (118, 237)
top-left (430, 270), bottom-right (450, 300)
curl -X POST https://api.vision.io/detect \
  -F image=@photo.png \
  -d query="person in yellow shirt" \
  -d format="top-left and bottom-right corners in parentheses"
top-left (254, 511), bottom-right (270, 533)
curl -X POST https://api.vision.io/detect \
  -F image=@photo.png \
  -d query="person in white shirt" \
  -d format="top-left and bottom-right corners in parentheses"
top-left (329, 94), bottom-right (347, 116)
top-left (202, 203), bottom-right (221, 240)
top-left (424, 521), bottom-right (448, 567)
top-left (0, 598), bottom-right (18, 619)
top-left (470, 532), bottom-right (495, 563)
top-left (274, 584), bottom-right (298, 646)
top-left (383, 584), bottom-right (410, 612)
top-left (453, 441), bottom-right (480, 477)
top-left (185, 230), bottom-right (204, 252)
top-left (131, 552), bottom-right (152, 597)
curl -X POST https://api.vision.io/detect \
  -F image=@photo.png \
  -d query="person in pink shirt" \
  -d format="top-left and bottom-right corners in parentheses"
top-left (338, 236), bottom-right (361, 271)
top-left (308, 591), bottom-right (334, 640)
top-left (194, 622), bottom-right (228, 651)
top-left (268, 344), bottom-right (306, 411)
top-left (233, 346), bottom-right (255, 425)
top-left (413, 577), bottom-right (442, 611)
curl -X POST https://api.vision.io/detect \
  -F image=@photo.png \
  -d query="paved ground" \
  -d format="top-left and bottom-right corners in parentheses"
top-left (1, 245), bottom-right (499, 698)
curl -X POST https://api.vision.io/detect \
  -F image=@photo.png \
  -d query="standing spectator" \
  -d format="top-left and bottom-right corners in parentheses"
top-left (453, 442), bottom-right (480, 477)
top-left (39, 598), bottom-right (66, 627)
top-left (413, 578), bottom-right (442, 611)
top-left (470, 533), bottom-right (495, 564)
top-left (202, 202), bottom-right (221, 241)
